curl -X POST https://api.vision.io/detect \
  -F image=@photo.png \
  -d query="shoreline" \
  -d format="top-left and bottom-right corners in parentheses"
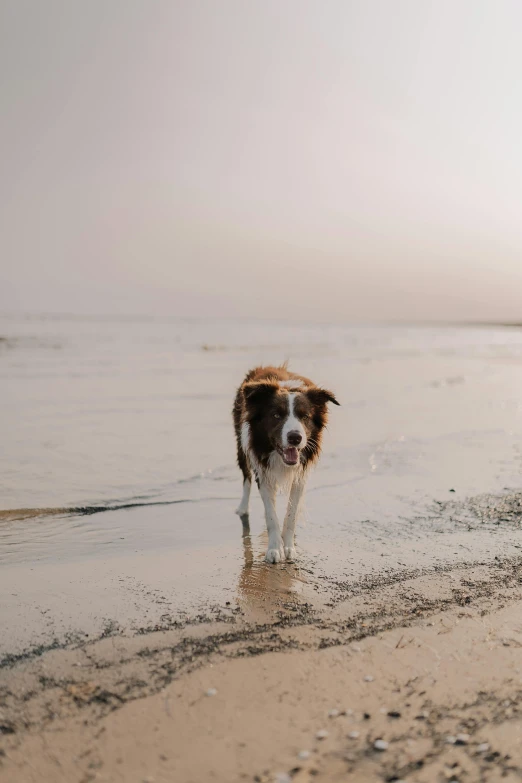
top-left (3, 537), bottom-right (522, 781)
top-left (3, 485), bottom-right (522, 660)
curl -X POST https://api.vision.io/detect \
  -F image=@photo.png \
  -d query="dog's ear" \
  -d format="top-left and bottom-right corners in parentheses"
top-left (305, 387), bottom-right (340, 407)
top-left (243, 381), bottom-right (279, 407)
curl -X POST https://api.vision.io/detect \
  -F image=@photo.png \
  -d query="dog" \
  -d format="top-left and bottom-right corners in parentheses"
top-left (233, 364), bottom-right (339, 563)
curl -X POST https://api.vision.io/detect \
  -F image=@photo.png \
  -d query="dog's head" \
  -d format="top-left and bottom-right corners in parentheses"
top-left (243, 380), bottom-right (340, 466)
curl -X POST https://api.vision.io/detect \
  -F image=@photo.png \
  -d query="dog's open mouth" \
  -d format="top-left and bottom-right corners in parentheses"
top-left (279, 446), bottom-right (299, 466)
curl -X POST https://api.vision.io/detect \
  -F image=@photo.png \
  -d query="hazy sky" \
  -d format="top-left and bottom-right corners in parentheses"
top-left (2, 1), bottom-right (522, 322)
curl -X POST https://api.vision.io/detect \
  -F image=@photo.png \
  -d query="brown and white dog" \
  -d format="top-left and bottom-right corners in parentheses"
top-left (233, 364), bottom-right (339, 563)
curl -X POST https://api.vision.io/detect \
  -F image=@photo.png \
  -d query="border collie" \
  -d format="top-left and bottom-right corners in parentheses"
top-left (233, 364), bottom-right (339, 563)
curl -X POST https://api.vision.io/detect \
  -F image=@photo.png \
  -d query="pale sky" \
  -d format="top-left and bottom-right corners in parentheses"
top-left (2, 1), bottom-right (522, 322)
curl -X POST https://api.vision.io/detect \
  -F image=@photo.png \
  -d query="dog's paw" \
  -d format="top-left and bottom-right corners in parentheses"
top-left (265, 547), bottom-right (283, 564)
top-left (284, 546), bottom-right (297, 562)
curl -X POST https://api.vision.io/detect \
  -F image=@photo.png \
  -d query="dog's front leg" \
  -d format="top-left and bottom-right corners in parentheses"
top-left (259, 479), bottom-right (284, 563)
top-left (282, 477), bottom-right (306, 562)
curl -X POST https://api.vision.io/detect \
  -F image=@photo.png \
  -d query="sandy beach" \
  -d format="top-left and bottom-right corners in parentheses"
top-left (3, 526), bottom-right (522, 782)
top-left (2, 316), bottom-right (522, 781)
top-left (4, 2), bottom-right (522, 779)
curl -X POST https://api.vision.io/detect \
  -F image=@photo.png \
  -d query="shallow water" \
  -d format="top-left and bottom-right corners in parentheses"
top-left (2, 314), bottom-right (522, 654)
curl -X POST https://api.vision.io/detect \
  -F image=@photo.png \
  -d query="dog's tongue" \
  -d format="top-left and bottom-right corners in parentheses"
top-left (283, 447), bottom-right (299, 465)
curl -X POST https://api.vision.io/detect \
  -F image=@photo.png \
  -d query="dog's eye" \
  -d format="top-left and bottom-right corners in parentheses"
top-left (273, 413), bottom-right (281, 419)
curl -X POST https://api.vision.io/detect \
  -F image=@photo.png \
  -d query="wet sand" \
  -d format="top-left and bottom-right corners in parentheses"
top-left (3, 502), bottom-right (522, 782)
top-left (3, 482), bottom-right (522, 656)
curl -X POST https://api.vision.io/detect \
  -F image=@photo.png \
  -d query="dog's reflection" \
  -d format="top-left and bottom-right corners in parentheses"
top-left (236, 514), bottom-right (307, 621)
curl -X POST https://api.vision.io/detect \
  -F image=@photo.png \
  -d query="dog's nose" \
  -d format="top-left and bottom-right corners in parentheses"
top-left (287, 430), bottom-right (302, 446)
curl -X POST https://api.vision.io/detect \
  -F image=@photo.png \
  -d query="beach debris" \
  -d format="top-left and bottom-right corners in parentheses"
top-left (477, 743), bottom-right (490, 753)
top-left (205, 688), bottom-right (217, 697)
top-left (316, 729), bottom-right (329, 740)
top-left (455, 733), bottom-right (470, 745)
top-left (274, 774), bottom-right (291, 783)
top-left (374, 739), bottom-right (388, 751)
top-left (444, 765), bottom-right (463, 780)
top-left (328, 709), bottom-right (339, 718)
top-left (445, 735), bottom-right (457, 745)
top-left (387, 710), bottom-right (401, 718)
top-left (364, 675), bottom-right (374, 682)
top-left (65, 682), bottom-right (98, 702)
top-left (297, 750), bottom-right (311, 760)
top-left (348, 731), bottom-right (360, 739)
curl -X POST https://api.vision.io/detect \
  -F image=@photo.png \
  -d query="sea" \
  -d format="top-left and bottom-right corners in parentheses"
top-left (2, 313), bottom-right (522, 654)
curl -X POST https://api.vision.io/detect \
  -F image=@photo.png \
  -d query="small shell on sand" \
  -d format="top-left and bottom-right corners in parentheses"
top-left (455, 733), bottom-right (470, 745)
